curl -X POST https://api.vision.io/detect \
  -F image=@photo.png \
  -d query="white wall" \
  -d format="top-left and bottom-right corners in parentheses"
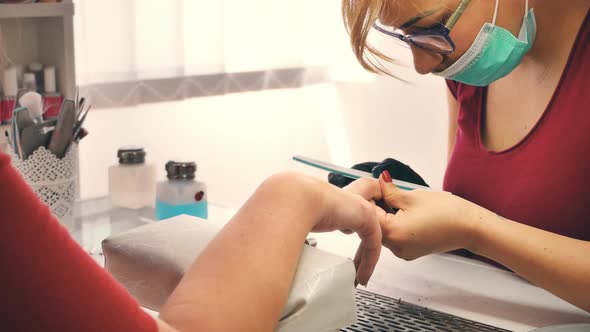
top-left (79, 74), bottom-right (449, 209)
top-left (79, 85), bottom-right (335, 207)
top-left (333, 75), bottom-right (449, 191)
top-left (76, 0), bottom-right (450, 209)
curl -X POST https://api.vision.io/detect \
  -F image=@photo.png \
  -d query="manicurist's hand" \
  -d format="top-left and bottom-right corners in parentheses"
top-left (374, 170), bottom-right (590, 313)
top-left (377, 170), bottom-right (482, 260)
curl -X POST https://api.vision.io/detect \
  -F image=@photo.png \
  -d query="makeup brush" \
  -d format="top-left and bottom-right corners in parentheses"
top-left (18, 91), bottom-right (43, 123)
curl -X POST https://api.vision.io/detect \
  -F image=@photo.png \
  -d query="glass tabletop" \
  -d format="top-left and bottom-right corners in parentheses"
top-left (70, 197), bottom-right (237, 266)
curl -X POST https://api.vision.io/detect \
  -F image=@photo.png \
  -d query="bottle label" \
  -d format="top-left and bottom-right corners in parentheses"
top-left (155, 200), bottom-right (208, 220)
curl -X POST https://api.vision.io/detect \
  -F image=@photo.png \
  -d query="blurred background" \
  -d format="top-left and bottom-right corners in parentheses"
top-left (71, 0), bottom-right (448, 208)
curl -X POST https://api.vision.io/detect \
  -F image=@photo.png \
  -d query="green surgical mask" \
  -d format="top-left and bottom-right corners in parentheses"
top-left (434, 0), bottom-right (536, 86)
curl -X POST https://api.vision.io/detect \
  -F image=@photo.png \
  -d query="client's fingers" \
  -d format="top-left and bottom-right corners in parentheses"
top-left (343, 178), bottom-right (382, 202)
top-left (354, 213), bottom-right (382, 286)
top-left (353, 243), bottom-right (364, 272)
top-left (353, 244), bottom-right (364, 287)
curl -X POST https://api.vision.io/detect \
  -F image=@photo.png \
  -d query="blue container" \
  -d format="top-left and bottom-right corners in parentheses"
top-left (155, 161), bottom-right (208, 220)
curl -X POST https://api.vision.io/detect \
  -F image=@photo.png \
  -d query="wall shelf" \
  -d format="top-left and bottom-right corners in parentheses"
top-left (0, 0), bottom-right (76, 99)
top-left (0, 3), bottom-right (74, 19)
top-left (0, 0), bottom-right (77, 181)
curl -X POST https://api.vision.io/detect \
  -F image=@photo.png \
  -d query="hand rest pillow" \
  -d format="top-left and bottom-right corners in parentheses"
top-left (102, 215), bottom-right (358, 332)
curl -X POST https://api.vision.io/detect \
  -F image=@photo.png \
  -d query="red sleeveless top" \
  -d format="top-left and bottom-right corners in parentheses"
top-left (444, 10), bottom-right (590, 242)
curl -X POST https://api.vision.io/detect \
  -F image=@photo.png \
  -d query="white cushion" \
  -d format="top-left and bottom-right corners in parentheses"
top-left (102, 215), bottom-right (357, 331)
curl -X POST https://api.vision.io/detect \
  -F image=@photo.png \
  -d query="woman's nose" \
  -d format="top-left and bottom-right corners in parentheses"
top-left (411, 46), bottom-right (444, 74)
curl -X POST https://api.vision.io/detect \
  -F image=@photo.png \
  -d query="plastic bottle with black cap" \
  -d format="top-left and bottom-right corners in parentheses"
top-left (155, 160), bottom-right (208, 220)
top-left (108, 146), bottom-right (157, 209)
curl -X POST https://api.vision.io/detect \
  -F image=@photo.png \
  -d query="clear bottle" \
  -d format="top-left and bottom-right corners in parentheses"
top-left (1, 66), bottom-right (18, 125)
top-left (42, 66), bottom-right (63, 119)
top-left (23, 73), bottom-right (37, 92)
top-left (155, 161), bottom-right (208, 221)
top-left (109, 146), bottom-right (157, 209)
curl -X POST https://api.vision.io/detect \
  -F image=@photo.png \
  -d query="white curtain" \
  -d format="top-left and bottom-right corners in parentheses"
top-left (71, 0), bottom-right (450, 205)
top-left (73, 0), bottom-right (364, 108)
top-left (72, 0), bottom-right (407, 205)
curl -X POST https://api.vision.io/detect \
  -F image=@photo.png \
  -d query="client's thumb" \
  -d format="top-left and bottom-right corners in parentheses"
top-left (379, 170), bottom-right (409, 209)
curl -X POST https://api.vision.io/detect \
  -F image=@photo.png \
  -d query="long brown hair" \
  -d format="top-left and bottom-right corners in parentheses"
top-left (341, 0), bottom-right (398, 75)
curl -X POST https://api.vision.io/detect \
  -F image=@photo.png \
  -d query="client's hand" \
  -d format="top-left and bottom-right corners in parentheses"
top-left (311, 177), bottom-right (384, 286)
top-left (159, 173), bottom-right (386, 332)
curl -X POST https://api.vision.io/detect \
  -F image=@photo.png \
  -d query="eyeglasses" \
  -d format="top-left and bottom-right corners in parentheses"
top-left (373, 0), bottom-right (471, 54)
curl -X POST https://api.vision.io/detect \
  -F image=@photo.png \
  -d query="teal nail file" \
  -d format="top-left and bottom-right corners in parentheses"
top-left (292, 155), bottom-right (430, 191)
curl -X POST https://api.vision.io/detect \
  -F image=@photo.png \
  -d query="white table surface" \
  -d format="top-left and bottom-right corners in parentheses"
top-left (74, 197), bottom-right (590, 331)
top-left (312, 231), bottom-right (590, 332)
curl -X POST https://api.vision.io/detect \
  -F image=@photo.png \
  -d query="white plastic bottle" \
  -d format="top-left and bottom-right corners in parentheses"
top-left (155, 161), bottom-right (208, 220)
top-left (109, 146), bottom-right (157, 209)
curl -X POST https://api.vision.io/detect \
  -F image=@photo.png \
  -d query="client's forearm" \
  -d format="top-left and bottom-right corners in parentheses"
top-left (469, 210), bottom-right (590, 312)
top-left (159, 172), bottom-right (323, 332)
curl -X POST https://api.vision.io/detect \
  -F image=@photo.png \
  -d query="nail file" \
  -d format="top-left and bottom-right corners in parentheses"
top-left (21, 119), bottom-right (56, 159)
top-left (292, 155), bottom-right (430, 191)
top-left (12, 107), bottom-right (37, 159)
top-left (48, 99), bottom-right (76, 158)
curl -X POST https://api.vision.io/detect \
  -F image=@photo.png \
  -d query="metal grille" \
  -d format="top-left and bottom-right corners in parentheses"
top-left (341, 290), bottom-right (513, 332)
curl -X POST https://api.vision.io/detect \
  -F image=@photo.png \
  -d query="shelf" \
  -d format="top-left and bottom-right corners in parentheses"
top-left (0, 2), bottom-right (73, 19)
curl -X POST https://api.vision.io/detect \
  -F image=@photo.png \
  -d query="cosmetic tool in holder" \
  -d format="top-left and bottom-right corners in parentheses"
top-left (7, 94), bottom-right (90, 232)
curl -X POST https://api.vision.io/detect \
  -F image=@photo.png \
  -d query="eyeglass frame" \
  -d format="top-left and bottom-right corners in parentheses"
top-left (373, 0), bottom-right (471, 54)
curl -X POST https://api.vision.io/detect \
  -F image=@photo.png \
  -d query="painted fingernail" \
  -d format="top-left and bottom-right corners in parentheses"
top-left (382, 170), bottom-right (393, 183)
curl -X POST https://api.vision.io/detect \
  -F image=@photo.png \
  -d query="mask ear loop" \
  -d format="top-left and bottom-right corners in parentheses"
top-left (491, 0), bottom-right (500, 26)
top-left (491, 0), bottom-right (529, 28)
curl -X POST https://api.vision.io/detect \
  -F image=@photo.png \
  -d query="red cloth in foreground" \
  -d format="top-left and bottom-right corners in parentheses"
top-left (0, 153), bottom-right (157, 331)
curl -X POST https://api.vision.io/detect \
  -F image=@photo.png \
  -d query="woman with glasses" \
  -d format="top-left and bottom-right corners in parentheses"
top-left (1, 1), bottom-right (588, 331)
top-left (342, 0), bottom-right (590, 312)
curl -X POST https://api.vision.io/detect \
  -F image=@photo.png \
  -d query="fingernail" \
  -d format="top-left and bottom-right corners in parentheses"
top-left (382, 170), bottom-right (393, 183)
